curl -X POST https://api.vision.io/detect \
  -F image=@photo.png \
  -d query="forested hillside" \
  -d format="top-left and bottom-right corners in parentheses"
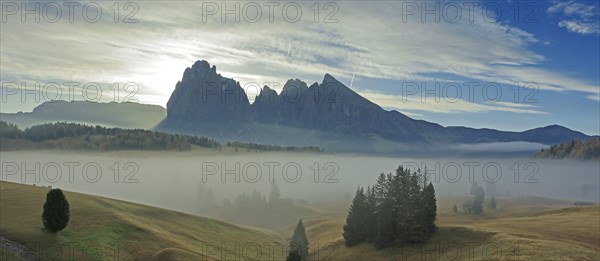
top-left (0, 121), bottom-right (321, 152)
top-left (535, 138), bottom-right (600, 160)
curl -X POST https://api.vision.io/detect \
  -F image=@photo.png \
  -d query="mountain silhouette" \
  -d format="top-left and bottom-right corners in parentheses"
top-left (157, 60), bottom-right (593, 151)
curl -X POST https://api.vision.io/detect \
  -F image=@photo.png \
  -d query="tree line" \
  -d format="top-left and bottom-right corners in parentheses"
top-left (459, 181), bottom-right (497, 214)
top-left (226, 141), bottom-right (322, 153)
top-left (535, 138), bottom-right (600, 160)
top-left (1, 121), bottom-right (322, 153)
top-left (1, 121), bottom-right (220, 150)
top-left (343, 165), bottom-right (437, 249)
top-left (0, 121), bottom-right (23, 139)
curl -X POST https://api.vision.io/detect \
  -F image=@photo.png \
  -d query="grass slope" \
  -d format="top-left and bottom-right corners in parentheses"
top-left (0, 181), bottom-right (283, 261)
top-left (300, 196), bottom-right (600, 261)
top-left (2, 180), bottom-right (598, 260)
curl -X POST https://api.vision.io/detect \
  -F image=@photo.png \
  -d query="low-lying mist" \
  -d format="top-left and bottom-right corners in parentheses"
top-left (2, 151), bottom-right (598, 216)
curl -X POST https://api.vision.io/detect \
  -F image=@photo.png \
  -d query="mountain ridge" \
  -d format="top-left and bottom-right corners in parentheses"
top-left (1, 100), bottom-right (166, 129)
top-left (158, 60), bottom-right (593, 148)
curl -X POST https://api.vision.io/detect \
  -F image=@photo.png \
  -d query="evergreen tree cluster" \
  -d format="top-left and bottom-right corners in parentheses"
top-left (1, 121), bottom-right (221, 151)
top-left (225, 183), bottom-right (294, 211)
top-left (535, 138), bottom-right (600, 160)
top-left (343, 165), bottom-right (437, 249)
top-left (232, 190), bottom-right (268, 209)
top-left (226, 141), bottom-right (321, 153)
top-left (469, 182), bottom-right (485, 214)
top-left (0, 121), bottom-right (24, 138)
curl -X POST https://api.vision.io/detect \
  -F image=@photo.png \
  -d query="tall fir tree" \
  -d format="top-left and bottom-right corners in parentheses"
top-left (365, 186), bottom-right (377, 242)
top-left (374, 195), bottom-right (395, 249)
top-left (373, 173), bottom-right (395, 248)
top-left (343, 187), bottom-right (368, 246)
top-left (490, 196), bottom-right (497, 210)
top-left (290, 219), bottom-right (309, 260)
top-left (423, 182), bottom-right (437, 235)
top-left (406, 169), bottom-right (424, 243)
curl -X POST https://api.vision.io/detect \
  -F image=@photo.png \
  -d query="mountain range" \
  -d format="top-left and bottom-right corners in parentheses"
top-left (1, 60), bottom-right (594, 155)
top-left (156, 60), bottom-right (593, 153)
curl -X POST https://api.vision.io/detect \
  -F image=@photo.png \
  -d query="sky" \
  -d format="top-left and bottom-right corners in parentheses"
top-left (1, 0), bottom-right (599, 135)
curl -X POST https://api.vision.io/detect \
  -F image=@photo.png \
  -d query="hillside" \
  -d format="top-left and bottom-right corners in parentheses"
top-left (0, 121), bottom-right (219, 151)
top-left (535, 138), bottom-right (600, 160)
top-left (0, 121), bottom-right (321, 152)
top-left (0, 182), bottom-right (284, 261)
top-left (299, 196), bottom-right (599, 260)
top-left (0, 100), bottom-right (166, 130)
top-left (2, 181), bottom-right (598, 260)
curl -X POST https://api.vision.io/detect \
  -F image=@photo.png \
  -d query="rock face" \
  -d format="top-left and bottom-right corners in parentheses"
top-left (250, 74), bottom-right (446, 142)
top-left (160, 60), bottom-right (593, 145)
top-left (166, 60), bottom-right (250, 123)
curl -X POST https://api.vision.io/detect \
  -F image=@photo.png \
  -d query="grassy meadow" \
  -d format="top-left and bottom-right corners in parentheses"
top-left (2, 180), bottom-right (599, 260)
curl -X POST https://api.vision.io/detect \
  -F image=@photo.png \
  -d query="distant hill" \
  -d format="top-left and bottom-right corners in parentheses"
top-left (0, 100), bottom-right (166, 129)
top-left (0, 121), bottom-right (322, 152)
top-left (0, 121), bottom-right (220, 151)
top-left (157, 60), bottom-right (593, 152)
top-left (535, 138), bottom-right (600, 160)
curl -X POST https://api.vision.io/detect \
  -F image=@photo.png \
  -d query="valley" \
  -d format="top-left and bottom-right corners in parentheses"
top-left (1, 180), bottom-right (598, 260)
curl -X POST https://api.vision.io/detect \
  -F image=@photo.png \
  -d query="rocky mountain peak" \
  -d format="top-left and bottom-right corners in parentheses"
top-left (165, 60), bottom-right (249, 123)
top-left (160, 60), bottom-right (591, 146)
top-left (323, 73), bottom-right (337, 83)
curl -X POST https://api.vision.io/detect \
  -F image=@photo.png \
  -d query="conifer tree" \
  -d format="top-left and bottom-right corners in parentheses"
top-left (453, 204), bottom-right (458, 212)
top-left (373, 173), bottom-right (394, 248)
top-left (374, 195), bottom-right (395, 249)
top-left (343, 165), bottom-right (439, 249)
top-left (343, 187), bottom-right (367, 246)
top-left (472, 186), bottom-right (485, 213)
top-left (406, 169), bottom-right (423, 243)
top-left (42, 188), bottom-right (70, 233)
top-left (365, 186), bottom-right (377, 242)
top-left (290, 219), bottom-right (309, 260)
top-left (423, 182), bottom-right (437, 235)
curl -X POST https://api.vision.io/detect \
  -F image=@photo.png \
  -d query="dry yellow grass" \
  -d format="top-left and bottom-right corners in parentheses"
top-left (0, 181), bottom-right (284, 261)
top-left (300, 196), bottom-right (600, 261)
top-left (2, 180), bottom-right (598, 261)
